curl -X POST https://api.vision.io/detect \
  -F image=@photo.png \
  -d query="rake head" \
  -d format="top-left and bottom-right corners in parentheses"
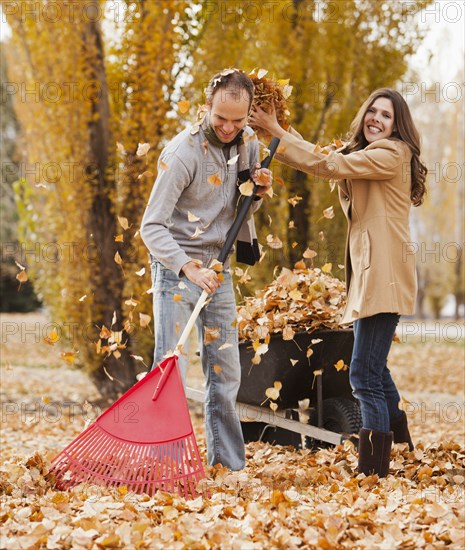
top-left (50, 357), bottom-right (205, 499)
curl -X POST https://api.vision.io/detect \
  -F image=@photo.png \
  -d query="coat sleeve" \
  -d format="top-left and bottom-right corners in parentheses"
top-left (140, 151), bottom-right (193, 275)
top-left (276, 130), bottom-right (409, 181)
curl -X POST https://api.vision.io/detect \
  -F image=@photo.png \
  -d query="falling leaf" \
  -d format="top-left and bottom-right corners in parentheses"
top-left (265, 387), bottom-right (280, 401)
top-left (139, 313), bottom-right (151, 328)
top-left (16, 270), bottom-right (28, 283)
top-left (190, 227), bottom-right (205, 240)
top-left (322, 263), bottom-right (332, 273)
top-left (227, 154), bottom-right (239, 165)
top-left (43, 329), bottom-right (59, 346)
top-left (218, 342), bottom-right (233, 351)
top-left (116, 142), bottom-right (126, 154)
top-left (114, 251), bottom-right (123, 265)
top-left (239, 180), bottom-right (254, 196)
top-left (135, 267), bottom-right (146, 277)
top-left (137, 170), bottom-right (154, 180)
top-left (213, 364), bottom-right (222, 374)
top-left (159, 160), bottom-right (170, 171)
top-left (323, 206), bottom-right (335, 219)
top-left (178, 281), bottom-right (187, 290)
top-left (100, 325), bottom-right (111, 339)
top-left (204, 326), bottom-right (221, 345)
top-left (61, 350), bottom-right (79, 364)
top-left (290, 359), bottom-right (299, 366)
top-left (288, 195), bottom-right (303, 207)
top-left (313, 143), bottom-right (322, 154)
top-left (303, 248), bottom-right (317, 259)
top-left (173, 294), bottom-right (183, 302)
top-left (209, 259), bottom-right (223, 272)
top-left (269, 402), bottom-right (278, 412)
top-left (136, 142), bottom-right (150, 156)
top-left (188, 211), bottom-right (201, 222)
top-left (292, 242), bottom-right (298, 248)
top-left (118, 216), bottom-right (130, 230)
top-left (177, 100), bottom-right (190, 113)
top-left (35, 183), bottom-right (47, 189)
top-left (125, 297), bottom-right (139, 307)
top-left (266, 234), bottom-right (283, 249)
top-left (79, 294), bottom-right (87, 302)
top-left (208, 173), bottom-right (222, 186)
top-left (114, 234), bottom-right (124, 242)
top-left (334, 359), bottom-right (348, 371)
top-left (257, 68), bottom-right (268, 79)
top-left (103, 366), bottom-right (114, 380)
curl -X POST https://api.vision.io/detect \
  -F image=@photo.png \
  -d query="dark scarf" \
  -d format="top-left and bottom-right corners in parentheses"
top-left (201, 113), bottom-right (260, 266)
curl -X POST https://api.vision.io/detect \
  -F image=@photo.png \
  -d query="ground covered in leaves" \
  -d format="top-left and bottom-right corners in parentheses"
top-left (1, 314), bottom-right (464, 549)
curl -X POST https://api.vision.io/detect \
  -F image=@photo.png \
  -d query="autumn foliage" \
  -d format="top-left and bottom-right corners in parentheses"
top-left (2, 0), bottom-right (431, 397)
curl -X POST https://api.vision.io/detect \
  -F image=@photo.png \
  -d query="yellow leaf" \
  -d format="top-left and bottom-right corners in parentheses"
top-left (270, 402), bottom-right (278, 412)
top-left (257, 68), bottom-right (268, 79)
top-left (44, 328), bottom-right (59, 346)
top-left (288, 195), bottom-right (302, 207)
top-left (135, 267), bottom-right (145, 277)
top-left (266, 234), bottom-right (283, 249)
top-left (322, 263), bottom-right (332, 273)
top-left (274, 381), bottom-right (282, 391)
top-left (218, 342), bottom-right (233, 351)
top-left (208, 173), bottom-right (222, 186)
top-left (116, 142), bottom-right (126, 155)
top-left (289, 289), bottom-right (302, 301)
top-left (213, 364), bottom-right (222, 374)
top-left (265, 387), bottom-right (280, 400)
top-left (115, 234), bottom-right (124, 242)
top-left (209, 259), bottom-right (224, 272)
top-left (188, 211), bottom-right (200, 222)
top-left (173, 294), bottom-right (183, 302)
top-left (136, 142), bottom-right (150, 156)
top-left (282, 325), bottom-right (295, 340)
top-left (139, 313), bottom-right (151, 328)
top-left (159, 160), bottom-right (169, 171)
top-left (61, 350), bottom-right (79, 364)
top-left (177, 100), bottom-right (190, 114)
top-left (303, 248), bottom-right (317, 259)
top-left (239, 180), bottom-right (254, 196)
top-left (16, 270), bottom-right (28, 283)
top-left (334, 359), bottom-right (346, 371)
top-left (137, 170), bottom-right (154, 180)
top-left (117, 216), bottom-right (130, 230)
top-left (114, 251), bottom-right (123, 265)
top-left (323, 206), bottom-right (335, 219)
top-left (290, 359), bottom-right (299, 366)
top-left (79, 294), bottom-right (87, 302)
top-left (190, 227), bottom-right (205, 240)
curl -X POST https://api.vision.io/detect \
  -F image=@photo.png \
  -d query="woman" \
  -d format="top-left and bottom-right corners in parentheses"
top-left (249, 88), bottom-right (427, 477)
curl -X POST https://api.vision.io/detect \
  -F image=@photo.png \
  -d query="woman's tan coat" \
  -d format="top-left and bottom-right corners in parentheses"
top-left (276, 129), bottom-right (416, 325)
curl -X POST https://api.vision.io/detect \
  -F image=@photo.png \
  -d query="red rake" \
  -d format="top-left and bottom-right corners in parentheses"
top-left (50, 138), bottom-right (280, 499)
top-left (50, 351), bottom-right (205, 499)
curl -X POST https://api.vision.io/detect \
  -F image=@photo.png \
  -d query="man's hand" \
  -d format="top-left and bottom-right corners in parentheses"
top-left (252, 163), bottom-right (273, 198)
top-left (181, 261), bottom-right (221, 294)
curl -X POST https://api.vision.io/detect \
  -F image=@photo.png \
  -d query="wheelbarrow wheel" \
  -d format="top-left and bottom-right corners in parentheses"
top-left (307, 398), bottom-right (362, 449)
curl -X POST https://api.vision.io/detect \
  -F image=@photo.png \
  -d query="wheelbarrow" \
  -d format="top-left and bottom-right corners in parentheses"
top-left (186, 328), bottom-right (362, 450)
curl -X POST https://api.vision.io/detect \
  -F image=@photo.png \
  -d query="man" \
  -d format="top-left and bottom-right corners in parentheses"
top-left (140, 69), bottom-right (271, 470)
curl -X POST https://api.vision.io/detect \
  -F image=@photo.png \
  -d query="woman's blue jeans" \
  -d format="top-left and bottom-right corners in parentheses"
top-left (350, 313), bottom-right (404, 432)
top-left (151, 261), bottom-right (245, 471)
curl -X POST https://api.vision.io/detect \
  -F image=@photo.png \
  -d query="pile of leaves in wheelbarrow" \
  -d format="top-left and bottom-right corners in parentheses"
top-left (237, 264), bottom-right (347, 343)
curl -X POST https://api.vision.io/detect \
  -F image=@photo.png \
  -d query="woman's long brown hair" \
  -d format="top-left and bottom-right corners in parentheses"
top-left (344, 88), bottom-right (427, 206)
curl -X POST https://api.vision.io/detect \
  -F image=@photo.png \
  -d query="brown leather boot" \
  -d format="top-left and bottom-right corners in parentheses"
top-left (390, 411), bottom-right (414, 451)
top-left (357, 428), bottom-right (393, 478)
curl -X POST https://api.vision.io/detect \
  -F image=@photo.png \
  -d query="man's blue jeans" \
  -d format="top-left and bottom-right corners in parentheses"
top-left (350, 313), bottom-right (404, 432)
top-left (151, 261), bottom-right (245, 471)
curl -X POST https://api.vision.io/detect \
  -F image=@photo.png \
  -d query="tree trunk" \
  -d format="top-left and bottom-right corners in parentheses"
top-left (83, 9), bottom-right (139, 398)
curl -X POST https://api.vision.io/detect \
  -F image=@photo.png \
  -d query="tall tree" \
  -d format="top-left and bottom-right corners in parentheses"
top-left (188, 0), bottom-right (431, 289)
top-left (2, 0), bottom-right (192, 397)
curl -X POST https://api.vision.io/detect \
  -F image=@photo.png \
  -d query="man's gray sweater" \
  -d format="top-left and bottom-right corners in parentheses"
top-left (140, 124), bottom-right (259, 275)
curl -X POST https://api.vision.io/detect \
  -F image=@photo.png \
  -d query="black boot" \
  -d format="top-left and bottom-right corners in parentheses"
top-left (357, 428), bottom-right (393, 478)
top-left (390, 411), bottom-right (414, 451)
